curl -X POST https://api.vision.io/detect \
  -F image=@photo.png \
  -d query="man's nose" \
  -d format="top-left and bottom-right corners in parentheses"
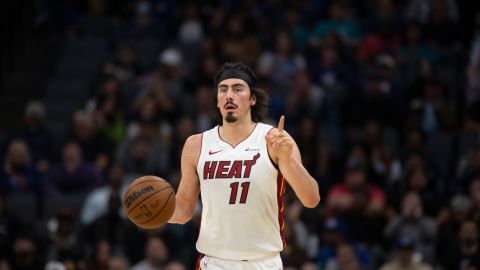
top-left (226, 88), bottom-right (235, 99)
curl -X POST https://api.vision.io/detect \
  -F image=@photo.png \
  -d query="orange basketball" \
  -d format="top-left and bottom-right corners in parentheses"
top-left (123, 175), bottom-right (175, 229)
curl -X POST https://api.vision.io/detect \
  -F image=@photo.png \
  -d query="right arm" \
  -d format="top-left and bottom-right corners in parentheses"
top-left (168, 134), bottom-right (202, 224)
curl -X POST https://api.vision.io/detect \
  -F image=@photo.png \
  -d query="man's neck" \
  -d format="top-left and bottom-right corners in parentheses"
top-left (219, 119), bottom-right (256, 147)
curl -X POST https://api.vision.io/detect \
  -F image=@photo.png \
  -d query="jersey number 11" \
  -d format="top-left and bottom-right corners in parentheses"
top-left (229, 182), bottom-right (250, 204)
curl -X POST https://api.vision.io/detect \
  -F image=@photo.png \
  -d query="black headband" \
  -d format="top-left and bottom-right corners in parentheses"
top-left (217, 69), bottom-right (255, 88)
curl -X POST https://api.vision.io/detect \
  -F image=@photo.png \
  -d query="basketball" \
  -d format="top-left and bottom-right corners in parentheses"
top-left (123, 175), bottom-right (175, 229)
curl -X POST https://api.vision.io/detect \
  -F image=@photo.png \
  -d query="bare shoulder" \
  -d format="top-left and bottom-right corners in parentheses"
top-left (184, 134), bottom-right (202, 150)
top-left (182, 134), bottom-right (203, 166)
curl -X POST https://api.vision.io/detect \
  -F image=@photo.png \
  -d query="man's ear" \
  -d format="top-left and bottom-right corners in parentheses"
top-left (251, 95), bottom-right (257, 106)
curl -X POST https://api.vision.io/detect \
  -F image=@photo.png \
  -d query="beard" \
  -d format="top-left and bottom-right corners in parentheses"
top-left (225, 112), bottom-right (237, 123)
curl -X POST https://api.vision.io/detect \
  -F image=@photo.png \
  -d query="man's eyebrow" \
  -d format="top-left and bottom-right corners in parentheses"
top-left (218, 83), bottom-right (245, 88)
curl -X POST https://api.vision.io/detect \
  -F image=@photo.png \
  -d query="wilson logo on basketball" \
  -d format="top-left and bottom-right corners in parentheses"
top-left (124, 185), bottom-right (154, 208)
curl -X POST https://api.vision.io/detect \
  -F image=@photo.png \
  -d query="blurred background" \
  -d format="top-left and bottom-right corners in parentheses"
top-left (1, 0), bottom-right (480, 269)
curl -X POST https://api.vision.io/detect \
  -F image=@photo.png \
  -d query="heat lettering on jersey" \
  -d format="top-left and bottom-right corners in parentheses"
top-left (203, 153), bottom-right (260, 179)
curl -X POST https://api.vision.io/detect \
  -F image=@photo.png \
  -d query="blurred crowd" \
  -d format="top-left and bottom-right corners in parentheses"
top-left (1, 0), bottom-right (480, 269)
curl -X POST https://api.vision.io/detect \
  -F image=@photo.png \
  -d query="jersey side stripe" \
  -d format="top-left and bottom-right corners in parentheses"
top-left (195, 253), bottom-right (205, 270)
top-left (277, 173), bottom-right (286, 248)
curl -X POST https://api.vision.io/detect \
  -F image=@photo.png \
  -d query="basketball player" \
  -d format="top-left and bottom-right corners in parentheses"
top-left (168, 62), bottom-right (320, 269)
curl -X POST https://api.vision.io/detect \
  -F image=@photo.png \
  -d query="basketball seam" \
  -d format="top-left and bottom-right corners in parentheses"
top-left (137, 192), bottom-right (174, 226)
top-left (124, 178), bottom-right (167, 198)
top-left (126, 186), bottom-right (173, 216)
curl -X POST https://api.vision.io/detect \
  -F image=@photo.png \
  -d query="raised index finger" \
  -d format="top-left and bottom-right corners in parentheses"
top-left (277, 115), bottom-right (285, 132)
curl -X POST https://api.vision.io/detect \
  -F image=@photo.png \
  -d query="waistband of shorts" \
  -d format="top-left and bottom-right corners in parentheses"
top-left (205, 252), bottom-right (280, 262)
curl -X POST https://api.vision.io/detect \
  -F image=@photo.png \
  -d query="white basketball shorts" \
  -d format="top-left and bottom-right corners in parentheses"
top-left (195, 254), bottom-right (283, 270)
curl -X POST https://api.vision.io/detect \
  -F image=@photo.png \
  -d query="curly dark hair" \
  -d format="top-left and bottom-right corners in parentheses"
top-left (213, 62), bottom-right (270, 124)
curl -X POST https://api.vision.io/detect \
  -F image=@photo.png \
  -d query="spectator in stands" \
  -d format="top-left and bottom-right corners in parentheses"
top-left (47, 141), bottom-right (104, 194)
top-left (457, 148), bottom-right (480, 194)
top-left (177, 3), bottom-right (204, 81)
top-left (316, 217), bottom-right (372, 269)
top-left (219, 15), bottom-right (261, 67)
top-left (285, 71), bottom-right (324, 124)
top-left (442, 220), bottom-right (480, 269)
top-left (293, 117), bottom-right (321, 176)
top-left (103, 44), bottom-right (143, 83)
top-left (3, 100), bottom-right (53, 173)
top-left (310, 1), bottom-right (361, 46)
top-left (285, 197), bottom-right (314, 257)
top-left (358, 0), bottom-right (401, 63)
top-left (280, 7), bottom-right (310, 52)
top-left (316, 217), bottom-right (346, 267)
top-left (388, 166), bottom-right (440, 216)
top-left (116, 117), bottom-right (170, 178)
top-left (0, 139), bottom-right (41, 194)
top-left (131, 235), bottom-right (169, 270)
top-left (327, 161), bottom-right (386, 216)
top-left (257, 29), bottom-right (306, 97)
top-left (384, 192), bottom-right (436, 263)
top-left (399, 131), bottom-right (426, 159)
top-left (436, 195), bottom-right (474, 265)
top-left (92, 77), bottom-right (126, 149)
top-left (8, 234), bottom-right (43, 270)
top-left (132, 77), bottom-right (175, 126)
top-left (68, 110), bottom-right (110, 173)
top-left (379, 236), bottom-right (433, 270)
top-left (358, 71), bottom-right (397, 126)
top-left (109, 255), bottom-right (129, 270)
top-left (415, 80), bottom-right (456, 133)
top-left (80, 163), bottom-right (127, 226)
top-left (409, 59), bottom-right (437, 102)
top-left (120, 0), bottom-right (165, 42)
top-left (196, 53), bottom-right (220, 85)
top-left (425, 0), bottom-right (460, 46)
top-left (84, 190), bottom-right (129, 256)
top-left (87, 239), bottom-right (112, 270)
top-left (155, 48), bottom-right (186, 103)
top-left (169, 116), bottom-right (195, 177)
top-left (324, 243), bottom-right (369, 270)
top-left (309, 46), bottom-right (357, 117)
top-left (44, 207), bottom-right (81, 263)
top-left (335, 148), bottom-right (389, 248)
top-left (369, 142), bottom-right (403, 189)
top-left (312, 143), bottom-right (334, 197)
top-left (397, 21), bottom-right (438, 70)
top-left (282, 220), bottom-right (308, 268)
top-left (191, 84), bottom-right (214, 132)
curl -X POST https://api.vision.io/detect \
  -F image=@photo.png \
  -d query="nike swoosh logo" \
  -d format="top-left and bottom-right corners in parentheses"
top-left (208, 150), bottom-right (223, 155)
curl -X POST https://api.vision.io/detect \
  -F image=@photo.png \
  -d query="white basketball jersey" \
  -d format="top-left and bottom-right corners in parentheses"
top-left (196, 123), bottom-right (286, 261)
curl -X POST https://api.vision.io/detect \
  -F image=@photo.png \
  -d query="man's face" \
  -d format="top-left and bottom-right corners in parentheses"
top-left (146, 237), bottom-right (168, 265)
top-left (345, 170), bottom-right (365, 188)
top-left (217, 78), bottom-right (255, 123)
top-left (459, 221), bottom-right (478, 247)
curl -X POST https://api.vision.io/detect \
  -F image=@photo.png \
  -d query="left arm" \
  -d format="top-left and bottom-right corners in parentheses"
top-left (266, 116), bottom-right (320, 208)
